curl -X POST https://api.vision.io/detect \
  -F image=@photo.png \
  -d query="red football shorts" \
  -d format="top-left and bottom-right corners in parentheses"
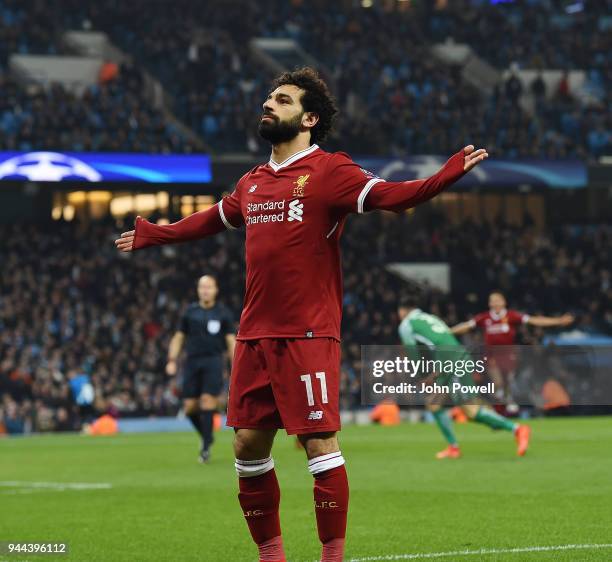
top-left (487, 346), bottom-right (518, 374)
top-left (226, 338), bottom-right (341, 435)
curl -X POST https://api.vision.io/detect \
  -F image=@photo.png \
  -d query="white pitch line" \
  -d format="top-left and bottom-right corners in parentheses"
top-left (0, 481), bottom-right (112, 491)
top-left (347, 543), bottom-right (612, 561)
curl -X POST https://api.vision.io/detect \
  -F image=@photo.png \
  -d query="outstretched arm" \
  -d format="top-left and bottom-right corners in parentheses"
top-left (451, 320), bottom-right (476, 336)
top-left (527, 314), bottom-right (574, 328)
top-left (115, 198), bottom-right (242, 252)
top-left (364, 145), bottom-right (488, 213)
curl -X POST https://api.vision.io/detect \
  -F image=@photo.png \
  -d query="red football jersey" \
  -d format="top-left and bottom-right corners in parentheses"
top-left (134, 144), bottom-right (466, 341)
top-left (471, 309), bottom-right (530, 345)
top-left (219, 145), bottom-right (464, 340)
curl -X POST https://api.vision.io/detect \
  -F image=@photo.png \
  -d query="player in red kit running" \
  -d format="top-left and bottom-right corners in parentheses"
top-left (115, 67), bottom-right (488, 562)
top-left (452, 291), bottom-right (574, 410)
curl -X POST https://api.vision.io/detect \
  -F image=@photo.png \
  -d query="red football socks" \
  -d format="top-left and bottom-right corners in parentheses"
top-left (313, 464), bottom-right (349, 562)
top-left (237, 468), bottom-right (285, 561)
top-left (237, 457), bottom-right (349, 562)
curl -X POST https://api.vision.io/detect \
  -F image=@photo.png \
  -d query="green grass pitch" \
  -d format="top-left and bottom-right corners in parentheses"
top-left (1, 417), bottom-right (612, 561)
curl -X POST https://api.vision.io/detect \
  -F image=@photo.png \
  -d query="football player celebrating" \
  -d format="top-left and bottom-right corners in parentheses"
top-left (116, 67), bottom-right (488, 562)
top-left (452, 291), bottom-right (574, 411)
top-left (398, 294), bottom-right (531, 459)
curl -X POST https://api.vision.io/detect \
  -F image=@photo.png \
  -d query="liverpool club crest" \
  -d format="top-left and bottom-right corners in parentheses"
top-left (293, 174), bottom-right (309, 197)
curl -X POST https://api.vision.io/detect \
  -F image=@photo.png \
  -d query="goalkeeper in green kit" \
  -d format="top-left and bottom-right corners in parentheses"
top-left (397, 294), bottom-right (531, 458)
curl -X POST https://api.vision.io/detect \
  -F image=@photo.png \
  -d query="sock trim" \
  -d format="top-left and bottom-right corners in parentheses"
top-left (321, 537), bottom-right (346, 561)
top-left (258, 535), bottom-right (284, 561)
top-left (308, 452), bottom-right (345, 475)
top-left (235, 456), bottom-right (275, 477)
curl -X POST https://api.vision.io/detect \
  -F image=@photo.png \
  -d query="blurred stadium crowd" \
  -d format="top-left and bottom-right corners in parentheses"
top-left (0, 0), bottom-right (610, 432)
top-left (0, 68), bottom-right (193, 153)
top-left (0, 0), bottom-right (609, 157)
top-left (1, 217), bottom-right (610, 433)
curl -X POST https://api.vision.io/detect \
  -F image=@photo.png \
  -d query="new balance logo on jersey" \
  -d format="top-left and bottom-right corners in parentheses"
top-left (308, 410), bottom-right (323, 420)
top-left (360, 167), bottom-right (379, 179)
top-left (248, 184), bottom-right (257, 193)
top-left (288, 199), bottom-right (304, 222)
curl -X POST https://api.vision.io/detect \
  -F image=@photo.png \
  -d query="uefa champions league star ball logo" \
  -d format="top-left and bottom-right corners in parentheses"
top-left (0, 152), bottom-right (102, 182)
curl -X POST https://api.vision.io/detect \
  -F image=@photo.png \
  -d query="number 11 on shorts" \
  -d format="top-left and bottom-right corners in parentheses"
top-left (300, 372), bottom-right (328, 406)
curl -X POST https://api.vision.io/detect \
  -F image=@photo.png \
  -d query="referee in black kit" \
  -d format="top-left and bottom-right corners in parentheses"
top-left (166, 275), bottom-right (235, 463)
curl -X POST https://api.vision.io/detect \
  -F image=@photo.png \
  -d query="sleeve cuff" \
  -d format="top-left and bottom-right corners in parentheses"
top-left (132, 215), bottom-right (144, 250)
top-left (218, 200), bottom-right (237, 230)
top-left (448, 150), bottom-right (467, 181)
top-left (357, 178), bottom-right (384, 214)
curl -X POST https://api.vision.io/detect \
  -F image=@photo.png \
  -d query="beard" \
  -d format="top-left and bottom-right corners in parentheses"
top-left (258, 112), bottom-right (304, 144)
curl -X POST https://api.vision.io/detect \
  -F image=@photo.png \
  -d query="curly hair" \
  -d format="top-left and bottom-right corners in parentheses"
top-left (271, 67), bottom-right (338, 144)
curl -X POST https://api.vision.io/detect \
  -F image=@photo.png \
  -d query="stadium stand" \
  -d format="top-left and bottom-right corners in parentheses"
top-left (89, 0), bottom-right (610, 158)
top-left (0, 0), bottom-right (66, 69)
top-left (0, 0), bottom-right (194, 153)
top-left (0, 1), bottom-right (610, 433)
top-left (0, 69), bottom-right (194, 153)
top-left (1, 217), bottom-right (609, 432)
top-left (424, 0), bottom-right (611, 71)
top-left (423, 0), bottom-right (611, 159)
top-left (2, 0), bottom-right (608, 157)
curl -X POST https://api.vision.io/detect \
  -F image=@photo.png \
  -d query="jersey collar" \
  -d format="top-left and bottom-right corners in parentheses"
top-left (490, 308), bottom-right (507, 321)
top-left (268, 144), bottom-right (319, 172)
top-left (406, 308), bottom-right (422, 321)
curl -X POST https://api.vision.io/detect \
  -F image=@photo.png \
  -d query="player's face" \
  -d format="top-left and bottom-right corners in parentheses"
top-left (258, 85), bottom-right (307, 144)
top-left (197, 276), bottom-right (218, 305)
top-left (489, 293), bottom-right (506, 312)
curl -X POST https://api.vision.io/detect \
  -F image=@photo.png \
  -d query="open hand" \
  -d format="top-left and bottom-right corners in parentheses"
top-left (166, 360), bottom-right (178, 376)
top-left (463, 145), bottom-right (489, 172)
top-left (115, 230), bottom-right (135, 252)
